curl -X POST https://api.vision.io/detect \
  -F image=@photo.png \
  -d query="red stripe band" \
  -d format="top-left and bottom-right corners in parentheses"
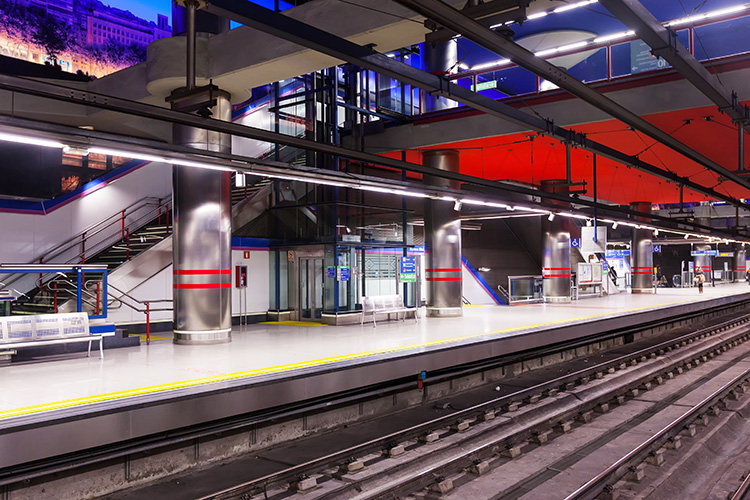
top-left (174, 269), bottom-right (232, 275)
top-left (426, 268), bottom-right (462, 272)
top-left (174, 283), bottom-right (232, 289)
top-left (426, 277), bottom-right (462, 281)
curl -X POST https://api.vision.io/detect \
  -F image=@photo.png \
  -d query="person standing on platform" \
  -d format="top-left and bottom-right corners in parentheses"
top-left (694, 271), bottom-right (705, 293)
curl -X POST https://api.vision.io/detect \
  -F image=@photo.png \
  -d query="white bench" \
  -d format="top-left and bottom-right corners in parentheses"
top-left (361, 295), bottom-right (418, 327)
top-left (0, 312), bottom-right (112, 359)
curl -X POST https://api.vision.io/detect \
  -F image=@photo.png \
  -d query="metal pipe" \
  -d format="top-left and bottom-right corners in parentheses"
top-left (186, 0), bottom-right (197, 90)
top-left (195, 0), bottom-right (750, 207)
top-left (740, 121), bottom-right (745, 172)
top-left (391, 0), bottom-right (750, 192)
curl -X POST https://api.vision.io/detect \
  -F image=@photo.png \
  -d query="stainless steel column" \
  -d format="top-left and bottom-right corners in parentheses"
top-left (734, 245), bottom-right (747, 282)
top-left (630, 202), bottom-right (654, 293)
top-left (172, 92), bottom-right (233, 344)
top-left (541, 180), bottom-right (571, 302)
top-left (422, 41), bottom-right (458, 113)
top-left (693, 243), bottom-right (712, 280)
top-left (423, 150), bottom-right (462, 317)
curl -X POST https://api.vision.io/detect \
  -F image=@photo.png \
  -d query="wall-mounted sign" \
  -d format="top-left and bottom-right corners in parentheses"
top-left (571, 238), bottom-right (581, 248)
top-left (287, 250), bottom-right (294, 261)
top-left (471, 80), bottom-right (498, 92)
top-left (337, 266), bottom-right (350, 282)
top-left (326, 267), bottom-right (336, 278)
top-left (606, 249), bottom-right (630, 258)
top-left (691, 250), bottom-right (718, 257)
top-left (243, 251), bottom-right (250, 259)
top-left (653, 245), bottom-right (661, 253)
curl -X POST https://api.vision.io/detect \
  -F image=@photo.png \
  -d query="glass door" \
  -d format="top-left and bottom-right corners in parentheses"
top-left (299, 258), bottom-right (324, 319)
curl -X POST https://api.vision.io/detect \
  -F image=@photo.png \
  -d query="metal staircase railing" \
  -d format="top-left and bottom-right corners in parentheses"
top-left (2, 196), bottom-right (171, 292)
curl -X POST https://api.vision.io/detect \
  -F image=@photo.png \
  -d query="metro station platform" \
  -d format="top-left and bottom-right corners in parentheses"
top-left (2, 283), bottom-right (750, 470)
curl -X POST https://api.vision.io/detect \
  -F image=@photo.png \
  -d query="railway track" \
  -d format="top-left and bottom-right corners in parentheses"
top-left (197, 311), bottom-right (750, 500)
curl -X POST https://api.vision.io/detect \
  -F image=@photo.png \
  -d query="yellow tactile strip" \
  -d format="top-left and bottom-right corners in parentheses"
top-left (0, 298), bottom-right (691, 420)
top-left (259, 321), bottom-right (327, 327)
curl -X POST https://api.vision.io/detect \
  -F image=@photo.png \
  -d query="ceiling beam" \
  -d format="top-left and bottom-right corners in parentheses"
top-left (200, 0), bottom-right (748, 209)
top-left (0, 112), bottom-right (736, 240)
top-left (391, 0), bottom-right (750, 192)
top-left (599, 0), bottom-right (749, 128)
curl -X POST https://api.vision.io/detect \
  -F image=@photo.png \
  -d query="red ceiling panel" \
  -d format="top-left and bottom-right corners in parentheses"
top-left (383, 102), bottom-right (750, 205)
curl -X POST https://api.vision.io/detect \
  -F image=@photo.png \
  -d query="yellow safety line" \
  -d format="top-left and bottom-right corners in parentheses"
top-left (259, 321), bottom-right (327, 327)
top-left (0, 297), bottom-right (702, 420)
top-left (136, 335), bottom-right (172, 342)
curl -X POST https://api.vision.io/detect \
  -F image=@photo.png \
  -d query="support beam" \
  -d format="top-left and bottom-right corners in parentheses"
top-left (0, 69), bottom-right (744, 213)
top-left (199, 0), bottom-right (747, 211)
top-left (598, 0), bottom-right (750, 131)
top-left (0, 111), bottom-right (744, 241)
top-left (392, 0), bottom-right (750, 192)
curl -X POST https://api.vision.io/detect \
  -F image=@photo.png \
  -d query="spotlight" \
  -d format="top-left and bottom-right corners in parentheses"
top-left (454, 200), bottom-right (462, 211)
top-left (548, 213), bottom-right (555, 221)
top-left (586, 220), bottom-right (592, 227)
top-left (684, 234), bottom-right (689, 239)
top-left (612, 222), bottom-right (618, 229)
top-left (653, 229), bottom-right (659, 236)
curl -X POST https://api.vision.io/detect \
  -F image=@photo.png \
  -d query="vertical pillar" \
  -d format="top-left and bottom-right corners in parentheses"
top-left (422, 41), bottom-right (458, 113)
top-left (171, 4), bottom-right (232, 345)
top-left (734, 244), bottom-right (747, 282)
top-left (693, 243), bottom-right (712, 281)
top-left (423, 150), bottom-right (462, 317)
top-left (172, 94), bottom-right (233, 344)
top-left (630, 202), bottom-right (654, 293)
top-left (541, 180), bottom-right (571, 302)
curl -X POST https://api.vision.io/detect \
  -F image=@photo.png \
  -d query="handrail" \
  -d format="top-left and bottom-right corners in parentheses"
top-left (3, 196), bottom-right (171, 290)
top-left (107, 282), bottom-right (172, 345)
top-left (40, 196), bottom-right (168, 264)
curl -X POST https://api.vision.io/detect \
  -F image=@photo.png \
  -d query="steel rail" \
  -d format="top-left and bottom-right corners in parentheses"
top-left (0, 114), bottom-right (740, 242)
top-left (201, 0), bottom-right (750, 209)
top-left (565, 365), bottom-right (750, 500)
top-left (1, 300), bottom-right (747, 489)
top-left (392, 0), bottom-right (750, 192)
top-left (731, 470), bottom-right (750, 500)
top-left (197, 311), bottom-right (750, 500)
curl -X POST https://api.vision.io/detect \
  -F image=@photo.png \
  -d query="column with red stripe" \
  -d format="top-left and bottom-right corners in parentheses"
top-left (541, 179), bottom-right (571, 302)
top-left (171, 83), bottom-right (233, 344)
top-left (423, 149), bottom-right (463, 317)
top-left (630, 202), bottom-right (655, 293)
top-left (734, 245), bottom-right (747, 282)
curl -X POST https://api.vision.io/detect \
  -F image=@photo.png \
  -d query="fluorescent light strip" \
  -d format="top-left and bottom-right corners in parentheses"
top-left (594, 30), bottom-right (635, 44)
top-left (5, 131), bottom-right (750, 243)
top-left (554, 0), bottom-right (598, 14)
top-left (0, 132), bottom-right (65, 149)
top-left (470, 3), bottom-right (748, 72)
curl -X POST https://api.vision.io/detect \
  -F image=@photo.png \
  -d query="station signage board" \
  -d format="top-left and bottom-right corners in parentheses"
top-left (400, 256), bottom-right (417, 283)
top-left (691, 250), bottom-right (718, 257)
top-left (337, 266), bottom-right (350, 282)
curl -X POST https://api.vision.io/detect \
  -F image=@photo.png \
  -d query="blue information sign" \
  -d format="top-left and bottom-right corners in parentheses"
top-left (337, 266), bottom-right (350, 282)
top-left (571, 238), bottom-right (581, 248)
top-left (606, 249), bottom-right (631, 258)
top-left (653, 245), bottom-right (661, 253)
top-left (326, 266), bottom-right (336, 278)
top-left (400, 256), bottom-right (417, 274)
top-left (691, 250), bottom-right (718, 257)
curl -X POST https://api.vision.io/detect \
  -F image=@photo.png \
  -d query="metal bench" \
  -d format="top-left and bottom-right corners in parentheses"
top-left (0, 312), bottom-right (113, 359)
top-left (361, 295), bottom-right (418, 327)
